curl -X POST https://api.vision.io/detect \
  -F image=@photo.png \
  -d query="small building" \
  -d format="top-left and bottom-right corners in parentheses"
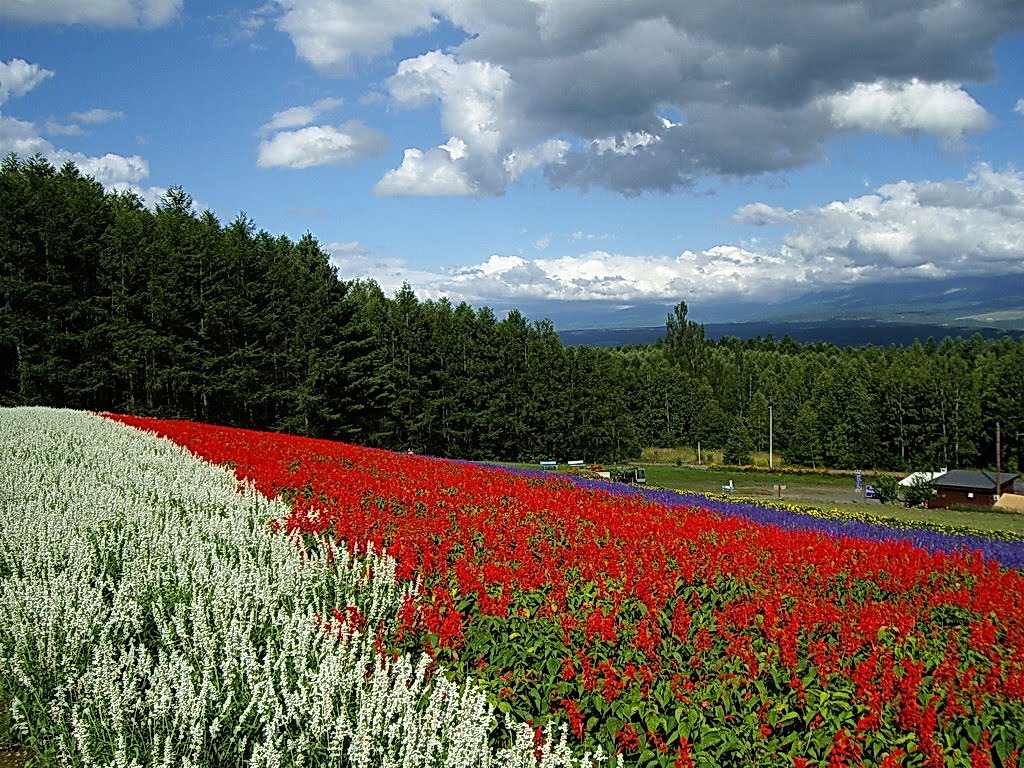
top-left (926, 470), bottom-right (1020, 509)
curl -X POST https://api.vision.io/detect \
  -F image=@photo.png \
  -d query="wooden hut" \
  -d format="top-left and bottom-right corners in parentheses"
top-left (926, 470), bottom-right (1020, 509)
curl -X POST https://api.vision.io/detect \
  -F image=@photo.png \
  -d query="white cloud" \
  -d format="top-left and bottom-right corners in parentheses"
top-left (382, 51), bottom-right (516, 194)
top-left (374, 144), bottom-right (478, 196)
top-left (381, 51), bottom-right (571, 194)
top-left (1016, 99), bottom-right (1024, 115)
top-left (257, 97), bottom-right (344, 135)
top-left (69, 108), bottom-right (126, 124)
top-left (274, 0), bottom-right (438, 73)
top-left (826, 79), bottom-right (992, 145)
top-left (0, 114), bottom-right (148, 187)
top-left (0, 59), bottom-right (54, 104)
top-left (64, 152), bottom-right (148, 185)
top-left (2, 0), bottom-right (182, 27)
top-left (747, 164), bottom-right (1024, 276)
top-left (424, 246), bottom-right (807, 305)
top-left (257, 121), bottom-right (386, 169)
top-left (503, 139), bottom-right (568, 180)
top-left (733, 202), bottom-right (791, 227)
top-left (572, 230), bottom-right (613, 242)
top-left (273, 0), bottom-right (1018, 196)
top-left (592, 130), bottom-right (660, 156)
top-left (107, 182), bottom-right (172, 210)
top-left (0, 114), bottom-right (52, 156)
top-left (324, 240), bottom-right (442, 293)
top-left (358, 164), bottom-right (1024, 306)
top-left (45, 121), bottom-right (84, 136)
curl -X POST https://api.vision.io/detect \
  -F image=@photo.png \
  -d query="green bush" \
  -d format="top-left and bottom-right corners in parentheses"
top-left (902, 475), bottom-right (937, 508)
top-left (872, 474), bottom-right (902, 505)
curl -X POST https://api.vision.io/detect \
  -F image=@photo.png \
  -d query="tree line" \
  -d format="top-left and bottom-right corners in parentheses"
top-left (2, 155), bottom-right (1021, 471)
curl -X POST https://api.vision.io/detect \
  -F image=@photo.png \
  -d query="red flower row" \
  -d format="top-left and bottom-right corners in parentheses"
top-left (106, 414), bottom-right (1024, 765)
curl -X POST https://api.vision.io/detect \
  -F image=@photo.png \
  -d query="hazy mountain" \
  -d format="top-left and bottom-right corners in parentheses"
top-left (558, 320), bottom-right (1024, 349)
top-left (506, 273), bottom-right (1024, 348)
top-left (509, 274), bottom-right (1024, 341)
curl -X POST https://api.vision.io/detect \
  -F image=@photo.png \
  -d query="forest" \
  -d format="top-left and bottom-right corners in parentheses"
top-left (2, 154), bottom-right (1022, 472)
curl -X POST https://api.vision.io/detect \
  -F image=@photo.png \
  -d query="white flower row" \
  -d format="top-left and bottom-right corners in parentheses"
top-left (0, 407), bottom-right (612, 768)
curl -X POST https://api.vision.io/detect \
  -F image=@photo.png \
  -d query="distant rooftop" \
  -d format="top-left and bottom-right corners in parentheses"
top-left (934, 470), bottom-right (1020, 491)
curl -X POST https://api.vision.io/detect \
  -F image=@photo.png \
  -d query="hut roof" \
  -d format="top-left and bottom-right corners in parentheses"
top-left (933, 470), bottom-right (1020, 491)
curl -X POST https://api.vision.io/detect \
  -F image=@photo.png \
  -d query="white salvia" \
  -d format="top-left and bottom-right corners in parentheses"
top-left (0, 407), bottom-right (604, 767)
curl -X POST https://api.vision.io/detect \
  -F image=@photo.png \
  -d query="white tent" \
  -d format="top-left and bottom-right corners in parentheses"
top-left (899, 469), bottom-right (946, 487)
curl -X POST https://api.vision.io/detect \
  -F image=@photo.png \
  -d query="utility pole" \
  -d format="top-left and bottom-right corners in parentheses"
top-left (996, 421), bottom-right (1001, 501)
top-left (769, 404), bottom-right (773, 470)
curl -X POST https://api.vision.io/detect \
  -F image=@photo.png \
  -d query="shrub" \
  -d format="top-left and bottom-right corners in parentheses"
top-left (872, 473), bottom-right (902, 504)
top-left (902, 475), bottom-right (937, 508)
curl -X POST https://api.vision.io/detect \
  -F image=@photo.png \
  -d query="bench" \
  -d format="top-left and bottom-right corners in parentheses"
top-left (539, 461), bottom-right (557, 470)
top-left (567, 460), bottom-right (585, 469)
top-left (721, 480), bottom-right (734, 493)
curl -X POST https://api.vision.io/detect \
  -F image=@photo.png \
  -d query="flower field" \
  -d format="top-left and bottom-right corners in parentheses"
top-left (94, 413), bottom-right (1024, 767)
top-left (0, 408), bottom-right (591, 768)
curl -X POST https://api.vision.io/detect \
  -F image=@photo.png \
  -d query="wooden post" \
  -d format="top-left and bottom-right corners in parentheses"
top-left (996, 421), bottom-right (1001, 501)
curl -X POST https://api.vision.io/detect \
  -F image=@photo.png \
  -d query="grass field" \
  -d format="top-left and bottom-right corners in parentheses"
top-left (639, 463), bottom-right (1024, 535)
top-left (510, 460), bottom-right (1024, 537)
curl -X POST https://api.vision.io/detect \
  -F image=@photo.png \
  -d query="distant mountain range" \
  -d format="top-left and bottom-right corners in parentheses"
top-left (512, 273), bottom-right (1024, 348)
top-left (558, 320), bottom-right (1024, 349)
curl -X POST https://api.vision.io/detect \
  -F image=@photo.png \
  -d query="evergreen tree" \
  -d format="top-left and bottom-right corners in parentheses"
top-left (723, 417), bottom-right (754, 466)
top-left (664, 300), bottom-right (706, 375)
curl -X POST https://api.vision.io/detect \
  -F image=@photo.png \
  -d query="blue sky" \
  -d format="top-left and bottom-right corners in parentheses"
top-left (3, 1), bottom-right (1023, 326)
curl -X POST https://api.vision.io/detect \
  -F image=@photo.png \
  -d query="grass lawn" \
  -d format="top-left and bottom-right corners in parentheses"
top-left (644, 464), bottom-right (1024, 536)
top-left (508, 460), bottom-right (1024, 537)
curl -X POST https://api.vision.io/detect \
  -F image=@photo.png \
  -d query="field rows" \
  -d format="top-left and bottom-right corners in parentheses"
top-left (3, 408), bottom-right (1024, 766)
top-left (0, 408), bottom-right (594, 768)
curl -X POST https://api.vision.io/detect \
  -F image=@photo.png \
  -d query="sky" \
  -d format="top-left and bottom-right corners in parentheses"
top-left (2, 0), bottom-right (1024, 327)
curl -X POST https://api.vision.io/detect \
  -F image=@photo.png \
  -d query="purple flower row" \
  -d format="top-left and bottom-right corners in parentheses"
top-left (489, 466), bottom-right (1024, 570)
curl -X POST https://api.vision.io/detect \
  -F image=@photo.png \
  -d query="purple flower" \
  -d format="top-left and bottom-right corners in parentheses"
top-left (484, 466), bottom-right (1024, 569)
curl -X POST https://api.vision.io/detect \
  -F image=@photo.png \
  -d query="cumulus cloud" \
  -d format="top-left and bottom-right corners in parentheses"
top-left (0, 113), bottom-right (149, 187)
top-left (740, 164), bottom-right (1024, 277)
top-left (274, 0), bottom-right (438, 73)
top-left (348, 164), bottom-right (1024, 307)
top-left (67, 152), bottom-right (148, 185)
top-left (107, 182), bottom-right (173, 210)
top-left (380, 51), bottom-right (516, 195)
top-left (272, 0), bottom-right (1020, 196)
top-left (1016, 99), bottom-right (1024, 115)
top-left (436, 248), bottom-right (807, 305)
top-left (257, 121), bottom-right (386, 169)
top-left (0, 114), bottom-right (52, 156)
top-left (2, 0), bottom-right (182, 27)
top-left (375, 145), bottom-right (477, 196)
top-left (324, 240), bottom-right (443, 294)
top-left (0, 59), bottom-right (54, 104)
top-left (257, 97), bottom-right (344, 135)
top-left (826, 79), bottom-right (991, 145)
